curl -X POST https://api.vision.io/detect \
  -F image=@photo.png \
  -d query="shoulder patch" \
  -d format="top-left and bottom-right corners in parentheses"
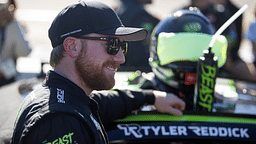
top-left (57, 88), bottom-right (65, 104)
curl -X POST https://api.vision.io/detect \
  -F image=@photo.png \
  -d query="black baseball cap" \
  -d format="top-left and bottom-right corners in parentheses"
top-left (49, 0), bottom-right (148, 48)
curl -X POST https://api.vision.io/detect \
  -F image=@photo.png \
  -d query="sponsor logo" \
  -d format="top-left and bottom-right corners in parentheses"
top-left (117, 124), bottom-right (250, 139)
top-left (42, 132), bottom-right (74, 144)
top-left (57, 88), bottom-right (65, 104)
top-left (117, 124), bottom-right (187, 138)
top-left (60, 29), bottom-right (82, 38)
top-left (188, 126), bottom-right (249, 138)
top-left (198, 64), bottom-right (217, 112)
top-left (183, 22), bottom-right (202, 32)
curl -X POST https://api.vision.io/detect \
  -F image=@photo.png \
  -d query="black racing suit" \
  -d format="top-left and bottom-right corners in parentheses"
top-left (11, 71), bottom-right (155, 144)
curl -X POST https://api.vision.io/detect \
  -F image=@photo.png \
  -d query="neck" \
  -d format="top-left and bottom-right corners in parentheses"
top-left (54, 63), bottom-right (93, 95)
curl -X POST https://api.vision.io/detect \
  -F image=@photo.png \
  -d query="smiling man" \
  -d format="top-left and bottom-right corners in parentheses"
top-left (70, 33), bottom-right (127, 93)
top-left (11, 1), bottom-right (185, 144)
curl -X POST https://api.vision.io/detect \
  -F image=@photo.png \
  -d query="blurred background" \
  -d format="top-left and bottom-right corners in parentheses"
top-left (12, 0), bottom-right (256, 74)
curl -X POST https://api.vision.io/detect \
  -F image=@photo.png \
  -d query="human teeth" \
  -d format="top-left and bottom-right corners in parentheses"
top-left (108, 67), bottom-right (115, 71)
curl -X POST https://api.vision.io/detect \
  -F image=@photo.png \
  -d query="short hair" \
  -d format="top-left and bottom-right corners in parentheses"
top-left (49, 44), bottom-right (65, 68)
top-left (49, 40), bottom-right (87, 68)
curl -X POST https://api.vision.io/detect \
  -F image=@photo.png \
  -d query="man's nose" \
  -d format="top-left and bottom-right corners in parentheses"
top-left (113, 48), bottom-right (125, 64)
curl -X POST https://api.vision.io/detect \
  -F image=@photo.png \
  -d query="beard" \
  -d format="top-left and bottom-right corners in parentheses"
top-left (74, 45), bottom-right (116, 91)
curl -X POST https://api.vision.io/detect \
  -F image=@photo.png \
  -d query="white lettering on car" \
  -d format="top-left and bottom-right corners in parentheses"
top-left (117, 124), bottom-right (249, 139)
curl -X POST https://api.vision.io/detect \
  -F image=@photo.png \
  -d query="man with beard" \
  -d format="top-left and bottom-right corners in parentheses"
top-left (11, 1), bottom-right (185, 144)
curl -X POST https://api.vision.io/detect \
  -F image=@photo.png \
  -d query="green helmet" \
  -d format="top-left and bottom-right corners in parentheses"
top-left (149, 8), bottom-right (228, 90)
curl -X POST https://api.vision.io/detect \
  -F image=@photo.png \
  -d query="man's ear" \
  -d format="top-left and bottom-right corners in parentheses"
top-left (63, 37), bottom-right (79, 58)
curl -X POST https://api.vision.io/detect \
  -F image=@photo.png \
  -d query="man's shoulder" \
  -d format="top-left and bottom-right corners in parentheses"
top-left (29, 83), bottom-right (70, 105)
top-left (13, 74), bottom-right (95, 143)
top-left (35, 112), bottom-right (86, 127)
top-left (24, 113), bottom-right (91, 144)
top-left (17, 84), bottom-right (76, 127)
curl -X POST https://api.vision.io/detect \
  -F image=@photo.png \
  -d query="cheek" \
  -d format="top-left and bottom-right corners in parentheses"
top-left (89, 43), bottom-right (105, 55)
top-left (86, 42), bottom-right (109, 65)
top-left (86, 51), bottom-right (105, 66)
top-left (94, 52), bottom-right (109, 65)
top-left (95, 58), bottom-right (106, 66)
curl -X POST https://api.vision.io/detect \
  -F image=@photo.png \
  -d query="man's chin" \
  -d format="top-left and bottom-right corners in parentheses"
top-left (95, 80), bottom-right (115, 91)
top-left (105, 81), bottom-right (115, 90)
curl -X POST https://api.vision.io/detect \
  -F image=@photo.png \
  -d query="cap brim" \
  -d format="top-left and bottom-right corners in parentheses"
top-left (97, 27), bottom-right (148, 41)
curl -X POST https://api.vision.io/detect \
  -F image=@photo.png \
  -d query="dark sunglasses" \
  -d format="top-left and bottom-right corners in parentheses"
top-left (76, 36), bottom-right (128, 56)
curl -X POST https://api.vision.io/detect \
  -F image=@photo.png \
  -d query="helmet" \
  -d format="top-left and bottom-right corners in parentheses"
top-left (149, 8), bottom-right (227, 94)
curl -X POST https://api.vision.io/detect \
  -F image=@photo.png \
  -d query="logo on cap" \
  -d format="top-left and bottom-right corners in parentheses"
top-left (60, 29), bottom-right (82, 38)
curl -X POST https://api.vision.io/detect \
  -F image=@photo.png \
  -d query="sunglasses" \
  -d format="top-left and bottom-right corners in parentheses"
top-left (76, 36), bottom-right (128, 56)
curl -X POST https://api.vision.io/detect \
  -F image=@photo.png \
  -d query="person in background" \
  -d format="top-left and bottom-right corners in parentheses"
top-left (208, 0), bottom-right (242, 55)
top-left (0, 0), bottom-right (32, 87)
top-left (210, 0), bottom-right (256, 82)
top-left (115, 0), bottom-right (160, 72)
top-left (176, 0), bottom-right (212, 14)
top-left (11, 1), bottom-right (185, 143)
top-left (183, 0), bottom-right (242, 62)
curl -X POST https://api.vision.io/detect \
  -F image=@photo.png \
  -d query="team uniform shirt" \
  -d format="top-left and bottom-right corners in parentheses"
top-left (11, 71), bottom-right (155, 144)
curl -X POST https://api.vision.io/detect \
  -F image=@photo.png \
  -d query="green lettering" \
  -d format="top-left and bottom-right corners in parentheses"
top-left (198, 64), bottom-right (216, 112)
top-left (200, 83), bottom-right (213, 96)
top-left (43, 133), bottom-right (74, 144)
top-left (199, 84), bottom-right (213, 111)
top-left (198, 101), bottom-right (212, 112)
top-left (58, 137), bottom-right (64, 144)
top-left (68, 133), bottom-right (74, 143)
top-left (62, 135), bottom-right (70, 144)
top-left (201, 74), bottom-right (214, 88)
top-left (42, 140), bottom-right (51, 144)
top-left (52, 139), bottom-right (58, 144)
top-left (199, 90), bottom-right (213, 104)
top-left (62, 134), bottom-right (69, 144)
top-left (201, 64), bottom-right (216, 78)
